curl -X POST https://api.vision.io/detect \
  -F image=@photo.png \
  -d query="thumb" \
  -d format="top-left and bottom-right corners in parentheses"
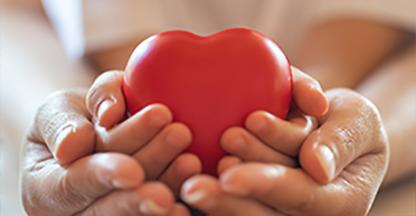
top-left (299, 89), bottom-right (388, 183)
top-left (22, 152), bottom-right (144, 215)
top-left (31, 89), bottom-right (95, 164)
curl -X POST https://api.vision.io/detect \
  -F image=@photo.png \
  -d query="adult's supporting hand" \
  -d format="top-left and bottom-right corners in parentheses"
top-left (22, 89), bottom-right (190, 215)
top-left (182, 88), bottom-right (389, 216)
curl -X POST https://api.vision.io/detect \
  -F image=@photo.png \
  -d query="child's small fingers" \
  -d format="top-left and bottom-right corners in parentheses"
top-left (292, 67), bottom-right (329, 117)
top-left (86, 70), bottom-right (126, 128)
top-left (217, 156), bottom-right (242, 176)
top-left (181, 175), bottom-right (279, 216)
top-left (80, 182), bottom-right (175, 216)
top-left (96, 103), bottom-right (172, 154)
top-left (219, 163), bottom-right (320, 214)
top-left (133, 123), bottom-right (192, 180)
top-left (168, 204), bottom-right (191, 216)
top-left (245, 111), bottom-right (315, 156)
top-left (159, 153), bottom-right (202, 196)
top-left (221, 127), bottom-right (296, 166)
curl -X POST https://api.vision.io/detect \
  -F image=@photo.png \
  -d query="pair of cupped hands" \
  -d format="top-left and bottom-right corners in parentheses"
top-left (22, 67), bottom-right (388, 216)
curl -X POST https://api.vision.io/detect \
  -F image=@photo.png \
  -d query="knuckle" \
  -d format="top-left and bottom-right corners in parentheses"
top-left (326, 88), bottom-right (387, 153)
top-left (334, 125), bottom-right (361, 156)
top-left (319, 123), bottom-right (362, 166)
top-left (35, 95), bottom-right (86, 146)
top-left (43, 113), bottom-right (76, 140)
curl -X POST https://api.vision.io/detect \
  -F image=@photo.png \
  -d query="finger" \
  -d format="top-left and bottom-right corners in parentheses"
top-left (299, 89), bottom-right (387, 183)
top-left (292, 66), bottom-right (329, 117)
top-left (245, 110), bottom-right (316, 156)
top-left (168, 204), bottom-right (191, 216)
top-left (220, 158), bottom-right (386, 215)
top-left (221, 127), bottom-right (296, 166)
top-left (217, 156), bottom-right (242, 175)
top-left (134, 123), bottom-right (192, 180)
top-left (159, 153), bottom-right (202, 196)
top-left (181, 175), bottom-right (280, 216)
top-left (96, 103), bottom-right (173, 154)
top-left (30, 89), bottom-right (95, 164)
top-left (85, 70), bottom-right (126, 128)
top-left (80, 182), bottom-right (176, 216)
top-left (220, 163), bottom-right (315, 214)
top-left (22, 152), bottom-right (144, 215)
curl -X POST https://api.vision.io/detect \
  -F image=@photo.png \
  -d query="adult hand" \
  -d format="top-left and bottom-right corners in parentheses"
top-left (182, 88), bottom-right (389, 216)
top-left (22, 89), bottom-right (191, 215)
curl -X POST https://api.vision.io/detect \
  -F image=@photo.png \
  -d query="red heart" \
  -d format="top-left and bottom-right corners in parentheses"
top-left (123, 28), bottom-right (292, 175)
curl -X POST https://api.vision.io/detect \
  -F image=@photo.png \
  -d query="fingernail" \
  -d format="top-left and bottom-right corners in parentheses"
top-left (111, 179), bottom-right (124, 188)
top-left (183, 189), bottom-right (216, 209)
top-left (54, 124), bottom-right (75, 151)
top-left (182, 189), bottom-right (207, 204)
top-left (249, 113), bottom-right (270, 133)
top-left (139, 199), bottom-right (168, 215)
top-left (315, 145), bottom-right (336, 181)
top-left (97, 99), bottom-right (114, 122)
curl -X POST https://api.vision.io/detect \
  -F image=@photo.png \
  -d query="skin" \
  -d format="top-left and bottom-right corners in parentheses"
top-left (20, 14), bottom-right (414, 215)
top-left (180, 19), bottom-right (415, 215)
top-left (298, 18), bottom-right (416, 185)
top-left (22, 67), bottom-right (326, 215)
top-left (357, 45), bottom-right (416, 184)
top-left (23, 88), bottom-right (194, 215)
top-left (182, 88), bottom-right (388, 216)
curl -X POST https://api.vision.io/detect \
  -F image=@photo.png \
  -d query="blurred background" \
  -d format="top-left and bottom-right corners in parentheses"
top-left (0, 0), bottom-right (415, 215)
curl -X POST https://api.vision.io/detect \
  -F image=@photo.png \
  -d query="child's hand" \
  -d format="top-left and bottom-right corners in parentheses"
top-left (181, 89), bottom-right (388, 216)
top-left (84, 70), bottom-right (201, 194)
top-left (219, 67), bottom-right (329, 170)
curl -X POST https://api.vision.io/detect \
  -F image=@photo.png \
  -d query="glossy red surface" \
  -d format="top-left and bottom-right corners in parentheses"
top-left (123, 28), bottom-right (292, 175)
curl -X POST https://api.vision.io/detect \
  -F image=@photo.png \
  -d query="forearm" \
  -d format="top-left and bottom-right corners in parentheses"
top-left (357, 45), bottom-right (416, 185)
top-left (295, 19), bottom-right (411, 89)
